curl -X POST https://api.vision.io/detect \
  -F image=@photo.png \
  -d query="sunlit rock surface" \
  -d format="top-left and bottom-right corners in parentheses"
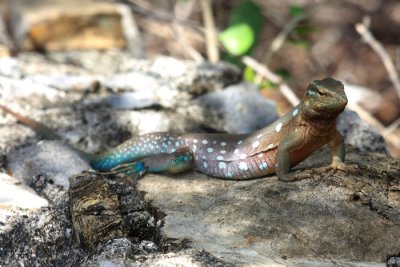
top-left (138, 147), bottom-right (400, 266)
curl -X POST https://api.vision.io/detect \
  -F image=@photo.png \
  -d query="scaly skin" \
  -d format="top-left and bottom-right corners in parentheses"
top-left (0, 78), bottom-right (350, 181)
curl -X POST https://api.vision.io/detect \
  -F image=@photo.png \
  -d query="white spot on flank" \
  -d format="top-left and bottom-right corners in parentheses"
top-left (252, 140), bottom-right (260, 148)
top-left (259, 162), bottom-right (268, 170)
top-left (292, 108), bottom-right (299, 116)
top-left (239, 162), bottom-right (248, 171)
top-left (203, 162), bottom-right (208, 168)
top-left (240, 154), bottom-right (247, 159)
top-left (202, 155), bottom-right (206, 160)
top-left (218, 162), bottom-right (226, 169)
top-left (226, 172), bottom-right (233, 178)
top-left (202, 140), bottom-right (208, 144)
top-left (213, 141), bottom-right (217, 144)
top-left (267, 144), bottom-right (274, 150)
top-left (217, 156), bottom-right (224, 160)
top-left (258, 154), bottom-right (263, 158)
top-left (221, 142), bottom-right (227, 146)
top-left (207, 147), bottom-right (214, 153)
top-left (234, 149), bottom-right (240, 154)
top-left (263, 162), bottom-right (268, 168)
top-left (220, 150), bottom-right (226, 154)
top-left (257, 134), bottom-right (262, 139)
top-left (237, 140), bottom-right (243, 145)
top-left (194, 139), bottom-right (198, 143)
top-left (275, 123), bottom-right (283, 132)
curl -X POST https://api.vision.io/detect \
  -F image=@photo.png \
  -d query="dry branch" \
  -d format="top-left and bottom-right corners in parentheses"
top-left (262, 6), bottom-right (315, 64)
top-left (242, 56), bottom-right (300, 106)
top-left (355, 17), bottom-right (400, 100)
top-left (199, 0), bottom-right (219, 62)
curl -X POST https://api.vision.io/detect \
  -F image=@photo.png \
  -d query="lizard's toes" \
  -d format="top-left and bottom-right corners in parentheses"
top-left (331, 162), bottom-right (359, 172)
top-left (278, 170), bottom-right (312, 182)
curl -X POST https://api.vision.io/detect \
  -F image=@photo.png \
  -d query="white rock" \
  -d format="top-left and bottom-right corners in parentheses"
top-left (0, 173), bottom-right (48, 209)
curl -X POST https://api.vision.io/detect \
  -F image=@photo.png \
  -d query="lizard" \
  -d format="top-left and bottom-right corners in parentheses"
top-left (0, 77), bottom-right (351, 182)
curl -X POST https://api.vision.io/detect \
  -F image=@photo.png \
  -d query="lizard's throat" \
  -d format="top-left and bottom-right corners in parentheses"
top-left (299, 109), bottom-right (339, 135)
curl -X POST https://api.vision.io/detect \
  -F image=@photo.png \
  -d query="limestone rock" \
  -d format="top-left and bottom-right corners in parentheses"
top-left (0, 76), bottom-right (62, 103)
top-left (0, 173), bottom-right (48, 210)
top-left (195, 82), bottom-right (279, 134)
top-left (7, 140), bottom-right (90, 189)
top-left (338, 109), bottom-right (388, 154)
top-left (137, 147), bottom-right (400, 266)
top-left (116, 56), bottom-right (241, 95)
top-left (9, 0), bottom-right (127, 51)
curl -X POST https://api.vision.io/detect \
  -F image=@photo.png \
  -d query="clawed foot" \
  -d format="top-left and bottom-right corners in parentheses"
top-left (278, 170), bottom-right (313, 182)
top-left (278, 161), bottom-right (358, 182)
top-left (316, 159), bottom-right (359, 176)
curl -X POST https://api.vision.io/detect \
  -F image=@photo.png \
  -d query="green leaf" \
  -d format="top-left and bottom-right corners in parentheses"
top-left (260, 80), bottom-right (275, 89)
top-left (289, 5), bottom-right (305, 17)
top-left (294, 25), bottom-right (314, 36)
top-left (243, 66), bottom-right (256, 82)
top-left (220, 1), bottom-right (263, 59)
top-left (220, 23), bottom-right (254, 56)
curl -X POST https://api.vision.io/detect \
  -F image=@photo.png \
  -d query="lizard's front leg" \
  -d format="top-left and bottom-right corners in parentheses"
top-left (275, 134), bottom-right (309, 182)
top-left (327, 130), bottom-right (357, 172)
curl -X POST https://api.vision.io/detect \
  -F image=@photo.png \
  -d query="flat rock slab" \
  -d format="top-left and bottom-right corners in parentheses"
top-left (137, 148), bottom-right (400, 266)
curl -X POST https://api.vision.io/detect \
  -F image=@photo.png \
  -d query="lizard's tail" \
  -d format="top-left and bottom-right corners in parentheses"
top-left (0, 104), bottom-right (95, 162)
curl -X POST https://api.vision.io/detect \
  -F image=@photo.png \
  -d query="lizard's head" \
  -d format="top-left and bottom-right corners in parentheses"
top-left (301, 78), bottom-right (347, 120)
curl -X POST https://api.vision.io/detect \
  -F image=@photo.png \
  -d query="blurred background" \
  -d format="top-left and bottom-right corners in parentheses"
top-left (0, 0), bottom-right (399, 156)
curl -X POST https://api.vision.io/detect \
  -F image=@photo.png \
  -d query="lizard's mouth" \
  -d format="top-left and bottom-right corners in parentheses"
top-left (302, 96), bottom-right (347, 120)
top-left (315, 99), bottom-right (347, 115)
top-left (322, 97), bottom-right (347, 112)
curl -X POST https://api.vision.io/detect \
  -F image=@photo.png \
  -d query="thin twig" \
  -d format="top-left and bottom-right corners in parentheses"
top-left (199, 0), bottom-right (219, 62)
top-left (171, 1), bottom-right (204, 62)
top-left (263, 7), bottom-right (315, 63)
top-left (382, 117), bottom-right (400, 136)
top-left (347, 103), bottom-right (384, 131)
top-left (170, 23), bottom-right (204, 62)
top-left (355, 16), bottom-right (400, 100)
top-left (242, 56), bottom-right (300, 106)
top-left (347, 103), bottom-right (400, 148)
